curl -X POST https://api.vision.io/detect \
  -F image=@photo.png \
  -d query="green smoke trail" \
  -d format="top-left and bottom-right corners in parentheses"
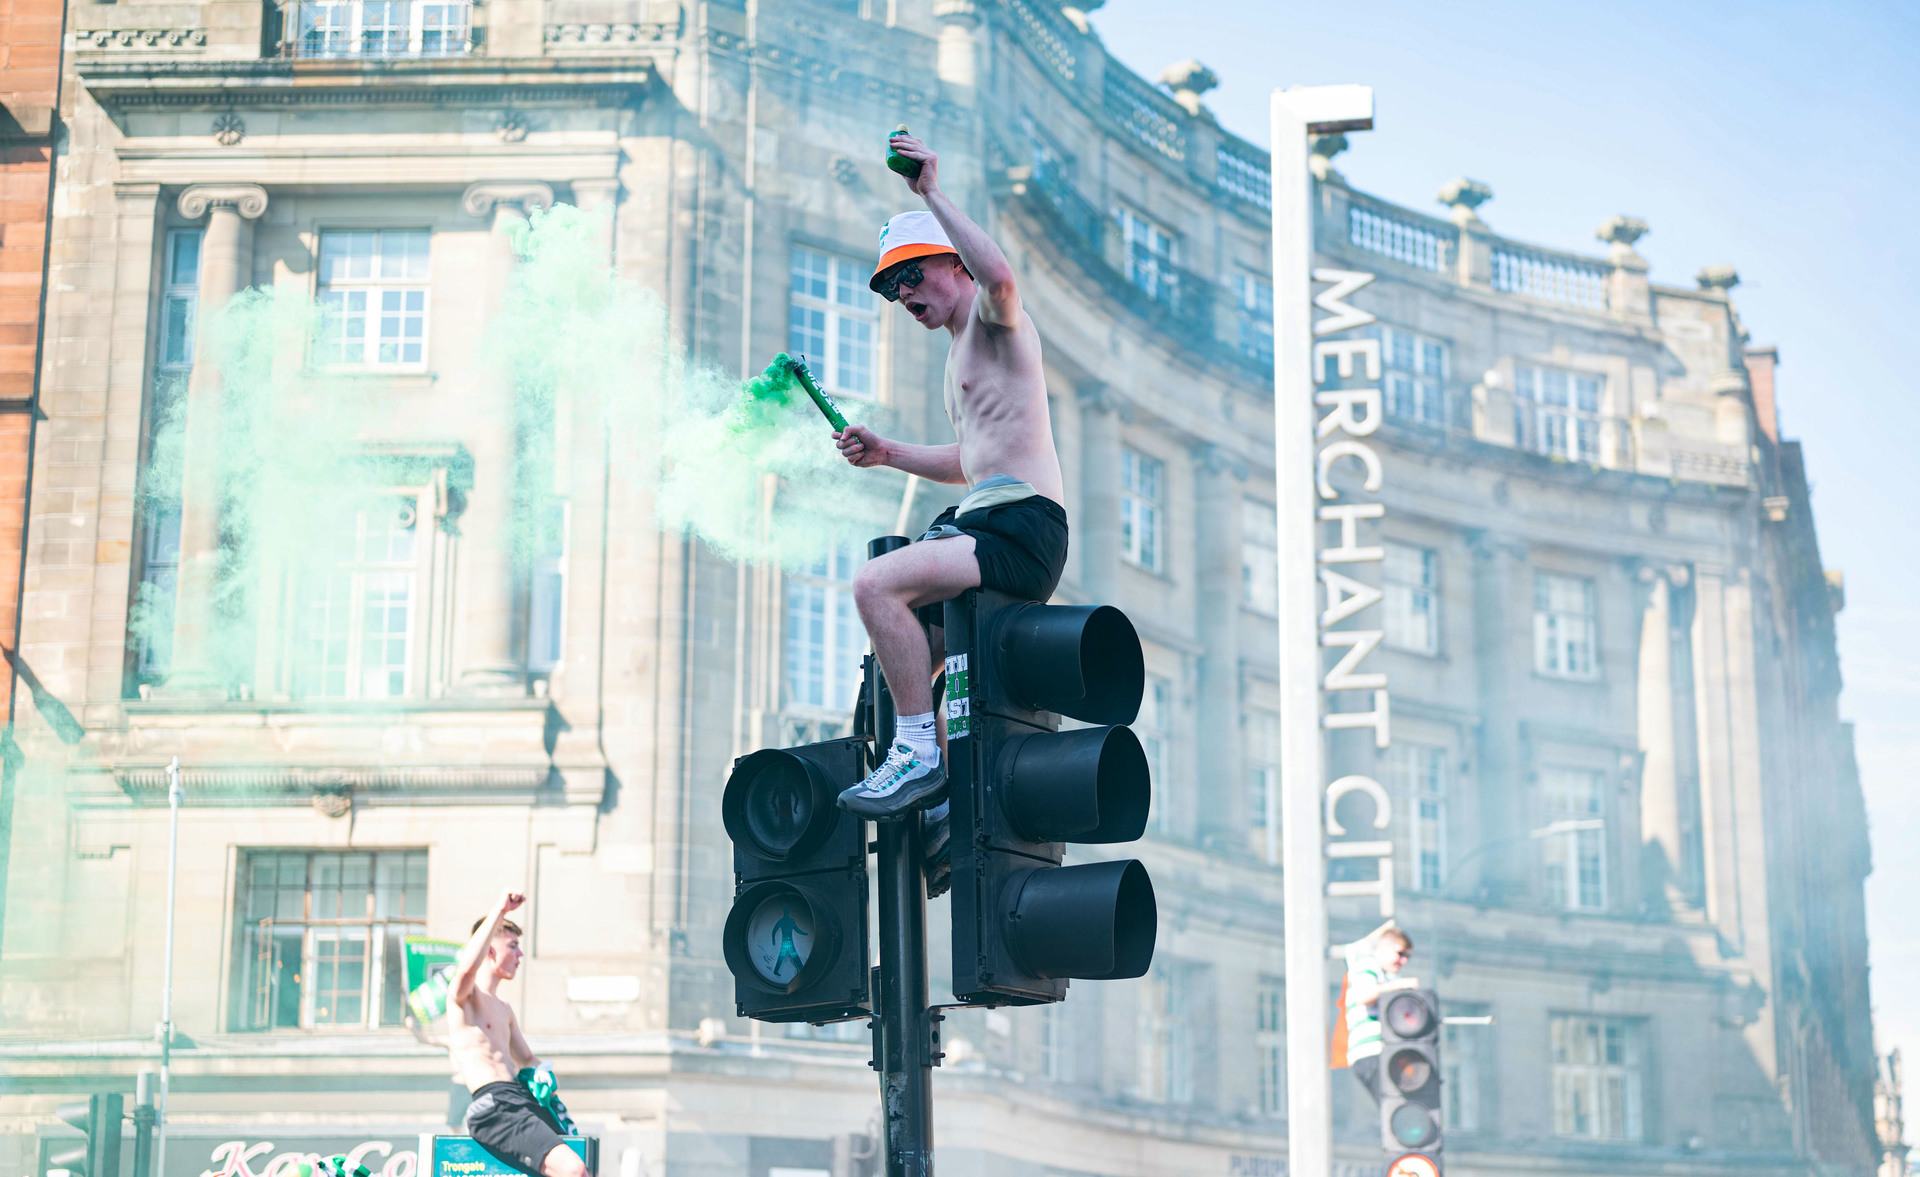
top-left (495, 204), bottom-right (900, 569)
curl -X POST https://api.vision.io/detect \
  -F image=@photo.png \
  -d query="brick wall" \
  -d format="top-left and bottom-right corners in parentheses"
top-left (0, 0), bottom-right (65, 719)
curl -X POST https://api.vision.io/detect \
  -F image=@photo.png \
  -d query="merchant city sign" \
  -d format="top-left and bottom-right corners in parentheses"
top-left (1310, 267), bottom-right (1396, 919)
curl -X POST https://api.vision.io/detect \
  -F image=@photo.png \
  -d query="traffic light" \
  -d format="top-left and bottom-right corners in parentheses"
top-left (943, 588), bottom-right (1158, 1005)
top-left (721, 736), bottom-right (871, 1022)
top-left (50, 1094), bottom-right (123, 1177)
top-left (1378, 988), bottom-right (1444, 1160)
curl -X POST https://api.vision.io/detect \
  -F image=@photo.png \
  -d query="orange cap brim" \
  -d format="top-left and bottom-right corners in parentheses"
top-left (870, 242), bottom-right (958, 291)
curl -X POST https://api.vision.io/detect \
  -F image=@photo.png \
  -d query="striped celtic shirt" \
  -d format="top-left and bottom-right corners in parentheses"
top-left (1344, 964), bottom-right (1386, 1063)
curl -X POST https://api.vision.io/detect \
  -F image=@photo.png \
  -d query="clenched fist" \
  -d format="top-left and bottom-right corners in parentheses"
top-left (834, 425), bottom-right (890, 468)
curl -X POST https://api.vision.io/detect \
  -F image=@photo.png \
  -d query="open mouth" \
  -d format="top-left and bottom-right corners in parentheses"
top-left (905, 299), bottom-right (929, 318)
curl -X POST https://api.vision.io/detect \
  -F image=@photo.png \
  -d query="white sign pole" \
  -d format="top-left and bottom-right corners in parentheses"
top-left (1272, 84), bottom-right (1374, 1177)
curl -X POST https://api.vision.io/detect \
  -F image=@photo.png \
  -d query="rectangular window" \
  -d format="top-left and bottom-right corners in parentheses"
top-left (1140, 673), bottom-right (1173, 834)
top-left (1234, 270), bottom-right (1274, 368)
top-left (1541, 767), bottom-right (1608, 911)
top-left (1246, 707), bottom-right (1280, 863)
top-left (316, 230), bottom-right (430, 368)
top-left (1256, 977), bottom-right (1286, 1117)
top-left (1120, 447), bottom-right (1164, 572)
top-left (1388, 742), bottom-right (1448, 892)
top-left (782, 548), bottom-right (864, 736)
top-left (1136, 960), bottom-right (1199, 1104)
top-left (229, 849), bottom-right (427, 1031)
top-left (1534, 572), bottom-right (1599, 680)
top-left (1443, 1003), bottom-right (1490, 1133)
top-left (134, 228), bottom-right (205, 682)
top-left (1514, 365), bottom-right (1607, 464)
top-left (1240, 499), bottom-right (1278, 614)
top-left (789, 246), bottom-right (880, 399)
top-left (1379, 325), bottom-right (1451, 427)
top-left (527, 499), bottom-right (569, 674)
top-left (293, 0), bottom-right (471, 58)
top-left (1115, 205), bottom-right (1178, 303)
top-left (283, 493), bottom-right (430, 700)
top-left (1551, 1015), bottom-right (1644, 1141)
top-left (1383, 541), bottom-right (1439, 654)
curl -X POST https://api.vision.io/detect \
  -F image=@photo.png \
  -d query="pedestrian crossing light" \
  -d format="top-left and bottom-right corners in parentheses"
top-left (943, 588), bottom-right (1158, 1006)
top-left (722, 737), bottom-right (871, 1023)
top-left (1378, 988), bottom-right (1444, 1161)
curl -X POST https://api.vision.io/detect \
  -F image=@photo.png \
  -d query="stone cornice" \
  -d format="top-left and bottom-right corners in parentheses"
top-left (176, 183), bottom-right (268, 220)
top-left (79, 57), bottom-right (655, 113)
top-left (462, 181), bottom-right (556, 218)
top-left (74, 27), bottom-right (207, 51)
top-left (113, 764), bottom-right (550, 799)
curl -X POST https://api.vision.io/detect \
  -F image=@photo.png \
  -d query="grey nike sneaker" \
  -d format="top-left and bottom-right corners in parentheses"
top-left (839, 741), bottom-right (946, 819)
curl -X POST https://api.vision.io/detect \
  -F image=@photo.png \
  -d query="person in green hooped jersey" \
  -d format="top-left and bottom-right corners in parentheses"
top-left (1344, 925), bottom-right (1417, 1100)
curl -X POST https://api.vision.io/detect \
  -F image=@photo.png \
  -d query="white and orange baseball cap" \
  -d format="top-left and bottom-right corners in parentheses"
top-left (869, 210), bottom-right (957, 293)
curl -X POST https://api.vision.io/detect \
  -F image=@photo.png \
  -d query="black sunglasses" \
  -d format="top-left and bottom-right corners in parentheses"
top-left (875, 260), bottom-right (925, 303)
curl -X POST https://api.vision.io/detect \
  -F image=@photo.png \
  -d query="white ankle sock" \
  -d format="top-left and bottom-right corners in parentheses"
top-left (894, 712), bottom-right (939, 760)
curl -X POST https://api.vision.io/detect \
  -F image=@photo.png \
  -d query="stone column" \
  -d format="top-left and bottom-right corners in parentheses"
top-left (1468, 530), bottom-right (1527, 902)
top-left (1192, 443), bottom-right (1247, 849)
top-left (1075, 383), bottom-right (1123, 600)
top-left (458, 181), bottom-right (554, 694)
top-left (1439, 178), bottom-right (1494, 289)
top-left (164, 184), bottom-right (269, 694)
top-left (1597, 215), bottom-right (1653, 322)
top-left (1636, 564), bottom-right (1687, 914)
top-left (932, 0), bottom-right (981, 88)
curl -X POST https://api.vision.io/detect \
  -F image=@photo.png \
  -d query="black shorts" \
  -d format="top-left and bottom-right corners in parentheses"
top-left (465, 1081), bottom-right (568, 1176)
top-left (914, 495), bottom-right (1069, 628)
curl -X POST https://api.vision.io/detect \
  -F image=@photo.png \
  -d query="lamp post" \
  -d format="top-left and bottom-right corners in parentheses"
top-left (156, 756), bottom-right (183, 1177)
top-left (1271, 83), bottom-right (1375, 1177)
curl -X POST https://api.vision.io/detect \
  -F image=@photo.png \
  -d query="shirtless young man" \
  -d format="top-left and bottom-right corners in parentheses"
top-left (447, 891), bottom-right (587, 1177)
top-left (833, 133), bottom-right (1068, 820)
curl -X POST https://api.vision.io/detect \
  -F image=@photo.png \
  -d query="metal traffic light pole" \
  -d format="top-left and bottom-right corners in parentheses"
top-left (864, 534), bottom-right (935, 1177)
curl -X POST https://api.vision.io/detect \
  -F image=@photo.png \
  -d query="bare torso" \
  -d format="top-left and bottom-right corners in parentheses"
top-left (446, 987), bottom-right (520, 1091)
top-left (943, 304), bottom-right (1065, 504)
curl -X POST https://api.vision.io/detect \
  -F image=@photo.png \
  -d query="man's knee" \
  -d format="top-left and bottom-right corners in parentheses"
top-left (852, 560), bottom-right (899, 615)
top-left (540, 1144), bottom-right (588, 1177)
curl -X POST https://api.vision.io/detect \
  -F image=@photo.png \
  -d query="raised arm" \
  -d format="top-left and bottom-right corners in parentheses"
top-left (888, 135), bottom-right (1021, 328)
top-left (834, 426), bottom-right (966, 484)
top-left (450, 888), bottom-right (523, 1005)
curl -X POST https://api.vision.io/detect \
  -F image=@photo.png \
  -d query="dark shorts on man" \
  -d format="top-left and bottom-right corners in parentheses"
top-left (914, 494), bottom-right (1069, 628)
top-left (465, 1080), bottom-right (568, 1176)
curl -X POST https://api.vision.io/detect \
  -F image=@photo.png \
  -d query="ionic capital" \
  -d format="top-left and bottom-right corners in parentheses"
top-left (462, 181), bottom-right (556, 220)
top-left (177, 184), bottom-right (269, 221)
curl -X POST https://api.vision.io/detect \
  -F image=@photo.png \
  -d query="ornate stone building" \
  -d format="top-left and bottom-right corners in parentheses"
top-left (0, 2), bottom-right (1879, 1176)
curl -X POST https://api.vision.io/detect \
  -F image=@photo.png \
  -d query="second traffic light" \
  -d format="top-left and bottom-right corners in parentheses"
top-left (944, 589), bottom-right (1158, 1006)
top-left (721, 736), bottom-right (871, 1023)
top-left (1378, 988), bottom-right (1444, 1160)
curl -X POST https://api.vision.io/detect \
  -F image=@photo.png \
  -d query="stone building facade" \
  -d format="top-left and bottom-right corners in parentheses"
top-left (0, 2), bottom-right (1879, 1176)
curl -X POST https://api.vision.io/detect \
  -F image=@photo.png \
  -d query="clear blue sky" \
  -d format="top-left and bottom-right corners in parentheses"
top-left (1098, 0), bottom-right (1920, 1080)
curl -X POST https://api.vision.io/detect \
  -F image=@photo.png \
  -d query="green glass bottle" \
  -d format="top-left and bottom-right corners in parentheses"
top-left (886, 124), bottom-right (921, 179)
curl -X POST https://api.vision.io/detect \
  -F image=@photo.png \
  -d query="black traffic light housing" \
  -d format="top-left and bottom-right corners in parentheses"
top-left (1378, 988), bottom-right (1444, 1157)
top-left (721, 736), bottom-right (871, 1023)
top-left (945, 589), bottom-right (1158, 1006)
top-left (51, 1094), bottom-right (122, 1177)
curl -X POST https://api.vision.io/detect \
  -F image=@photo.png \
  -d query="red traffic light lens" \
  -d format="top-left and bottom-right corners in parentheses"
top-left (1384, 991), bottom-right (1434, 1038)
